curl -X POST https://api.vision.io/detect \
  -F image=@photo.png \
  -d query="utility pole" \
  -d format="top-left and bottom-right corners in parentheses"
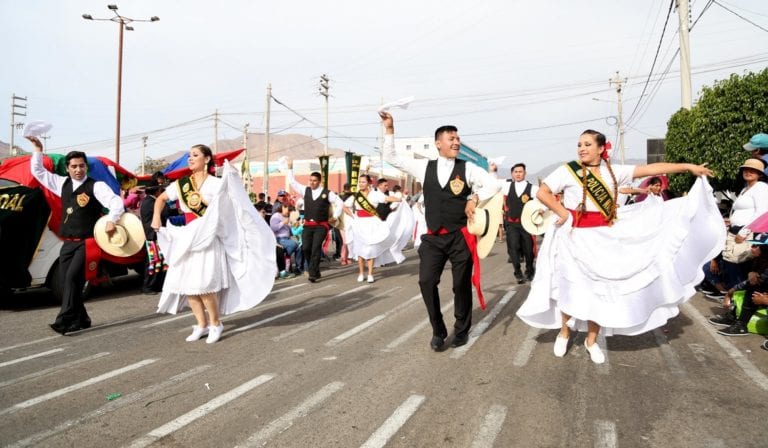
top-left (319, 74), bottom-right (329, 155)
top-left (242, 123), bottom-right (251, 193)
top-left (677, 0), bottom-right (693, 109)
top-left (608, 72), bottom-right (627, 164)
top-left (10, 94), bottom-right (27, 157)
top-left (213, 109), bottom-right (219, 154)
top-left (263, 84), bottom-right (272, 195)
top-left (40, 134), bottom-right (50, 152)
top-left (379, 97), bottom-right (384, 178)
top-left (141, 135), bottom-right (148, 175)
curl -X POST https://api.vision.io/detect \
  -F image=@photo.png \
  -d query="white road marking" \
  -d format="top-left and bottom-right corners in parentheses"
top-left (327, 292), bottom-right (417, 345)
top-left (0, 358), bottom-right (158, 416)
top-left (360, 394), bottom-right (425, 448)
top-left (451, 289), bottom-right (515, 359)
top-left (382, 303), bottom-right (453, 351)
top-left (687, 343), bottom-right (708, 362)
top-left (232, 305), bottom-right (315, 333)
top-left (512, 327), bottom-right (542, 367)
top-left (652, 329), bottom-right (685, 375)
top-left (0, 352), bottom-right (110, 389)
top-left (594, 420), bottom-right (618, 448)
top-left (470, 404), bottom-right (508, 448)
top-left (0, 336), bottom-right (60, 354)
top-left (682, 302), bottom-right (768, 392)
top-left (128, 374), bottom-right (275, 448)
top-left (8, 365), bottom-right (211, 448)
top-left (0, 348), bottom-right (65, 368)
top-left (272, 321), bottom-right (321, 341)
top-left (141, 313), bottom-right (190, 328)
top-left (240, 381), bottom-right (345, 447)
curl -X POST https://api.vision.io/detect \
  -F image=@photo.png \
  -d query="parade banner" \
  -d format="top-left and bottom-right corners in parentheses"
top-left (0, 186), bottom-right (51, 289)
top-left (345, 152), bottom-right (362, 193)
top-left (319, 155), bottom-right (330, 190)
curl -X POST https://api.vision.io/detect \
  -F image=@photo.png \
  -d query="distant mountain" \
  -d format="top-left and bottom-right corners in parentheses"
top-left (0, 140), bottom-right (29, 161)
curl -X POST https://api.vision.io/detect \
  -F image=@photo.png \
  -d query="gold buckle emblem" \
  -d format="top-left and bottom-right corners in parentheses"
top-left (76, 192), bottom-right (90, 207)
top-left (186, 192), bottom-right (202, 208)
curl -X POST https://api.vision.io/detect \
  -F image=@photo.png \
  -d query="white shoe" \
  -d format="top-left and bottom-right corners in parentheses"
top-left (357, 274), bottom-right (364, 282)
top-left (185, 325), bottom-right (209, 342)
top-left (553, 334), bottom-right (568, 357)
top-left (584, 340), bottom-right (605, 364)
top-left (206, 323), bottom-right (224, 344)
top-left (367, 275), bottom-right (374, 283)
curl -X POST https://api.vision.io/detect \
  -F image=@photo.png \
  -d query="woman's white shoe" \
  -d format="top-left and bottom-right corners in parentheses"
top-left (185, 325), bottom-right (209, 342)
top-left (357, 274), bottom-right (364, 282)
top-left (584, 340), bottom-right (605, 364)
top-left (206, 323), bottom-right (224, 344)
top-left (367, 275), bottom-right (374, 283)
top-left (553, 334), bottom-right (569, 357)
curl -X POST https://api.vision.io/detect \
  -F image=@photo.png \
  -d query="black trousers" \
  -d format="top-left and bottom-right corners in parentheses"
top-left (302, 225), bottom-right (327, 279)
top-left (506, 222), bottom-right (534, 274)
top-left (736, 284), bottom-right (767, 324)
top-left (418, 231), bottom-right (473, 339)
top-left (141, 256), bottom-right (166, 293)
top-left (56, 241), bottom-right (90, 327)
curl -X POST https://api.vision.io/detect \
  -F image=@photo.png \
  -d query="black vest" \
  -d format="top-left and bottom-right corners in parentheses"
top-left (60, 178), bottom-right (104, 238)
top-left (423, 159), bottom-right (472, 232)
top-left (375, 190), bottom-right (392, 221)
top-left (303, 186), bottom-right (331, 222)
top-left (505, 181), bottom-right (532, 220)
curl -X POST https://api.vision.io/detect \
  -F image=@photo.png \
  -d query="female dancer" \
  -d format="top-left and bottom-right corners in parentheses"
top-left (517, 130), bottom-right (723, 363)
top-left (344, 174), bottom-right (402, 282)
top-left (152, 144), bottom-right (276, 343)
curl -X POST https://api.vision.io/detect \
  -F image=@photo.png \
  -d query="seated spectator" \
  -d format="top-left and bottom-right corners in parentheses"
top-left (270, 204), bottom-right (298, 278)
top-left (292, 216), bottom-right (306, 274)
top-left (709, 233), bottom-right (768, 336)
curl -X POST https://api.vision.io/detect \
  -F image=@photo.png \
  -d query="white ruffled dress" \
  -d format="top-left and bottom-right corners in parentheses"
top-left (516, 164), bottom-right (725, 336)
top-left (156, 162), bottom-right (277, 315)
top-left (345, 190), bottom-right (414, 265)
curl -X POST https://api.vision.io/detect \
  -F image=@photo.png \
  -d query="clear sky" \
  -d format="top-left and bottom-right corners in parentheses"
top-left (2, 0), bottom-right (767, 174)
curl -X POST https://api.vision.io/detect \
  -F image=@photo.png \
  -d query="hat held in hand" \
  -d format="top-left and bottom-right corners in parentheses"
top-left (467, 192), bottom-right (504, 259)
top-left (93, 213), bottom-right (146, 257)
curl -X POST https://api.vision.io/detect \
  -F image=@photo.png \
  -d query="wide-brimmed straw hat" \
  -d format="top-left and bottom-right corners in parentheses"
top-left (467, 192), bottom-right (504, 259)
top-left (521, 198), bottom-right (553, 236)
top-left (739, 158), bottom-right (767, 173)
top-left (93, 213), bottom-right (146, 257)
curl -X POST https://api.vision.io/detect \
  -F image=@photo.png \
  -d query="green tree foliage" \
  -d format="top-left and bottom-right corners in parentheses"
top-left (665, 68), bottom-right (768, 193)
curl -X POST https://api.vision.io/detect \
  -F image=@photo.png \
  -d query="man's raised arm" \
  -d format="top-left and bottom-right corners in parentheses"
top-left (27, 136), bottom-right (64, 196)
top-left (379, 111), bottom-right (427, 183)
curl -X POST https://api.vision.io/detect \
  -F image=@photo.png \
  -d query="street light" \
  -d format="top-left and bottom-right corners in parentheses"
top-left (82, 5), bottom-right (159, 165)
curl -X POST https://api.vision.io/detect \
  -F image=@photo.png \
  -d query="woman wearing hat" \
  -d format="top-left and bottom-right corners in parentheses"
top-left (517, 129), bottom-right (722, 363)
top-left (703, 157), bottom-right (768, 304)
top-left (343, 174), bottom-right (403, 283)
top-left (151, 144), bottom-right (276, 344)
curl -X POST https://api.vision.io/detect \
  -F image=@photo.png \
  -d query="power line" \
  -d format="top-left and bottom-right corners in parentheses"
top-left (461, 117), bottom-right (611, 137)
top-left (712, 0), bottom-right (768, 33)
top-left (626, 0), bottom-right (676, 125)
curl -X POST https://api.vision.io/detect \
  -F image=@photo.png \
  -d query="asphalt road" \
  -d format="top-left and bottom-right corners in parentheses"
top-left (1, 246), bottom-right (767, 448)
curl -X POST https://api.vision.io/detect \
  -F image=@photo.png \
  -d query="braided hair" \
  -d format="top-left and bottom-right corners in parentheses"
top-left (578, 130), bottom-right (618, 223)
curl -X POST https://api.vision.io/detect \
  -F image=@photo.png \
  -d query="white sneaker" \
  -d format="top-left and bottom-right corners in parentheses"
top-left (584, 340), bottom-right (605, 364)
top-left (367, 275), bottom-right (374, 283)
top-left (185, 325), bottom-right (209, 342)
top-left (357, 274), bottom-right (364, 282)
top-left (206, 323), bottom-right (224, 344)
top-left (553, 334), bottom-right (568, 357)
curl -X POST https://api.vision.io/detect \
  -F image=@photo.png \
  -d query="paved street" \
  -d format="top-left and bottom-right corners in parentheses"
top-left (1, 246), bottom-right (768, 448)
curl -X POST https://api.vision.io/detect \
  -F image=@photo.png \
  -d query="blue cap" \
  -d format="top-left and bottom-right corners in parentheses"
top-left (277, 190), bottom-right (287, 196)
top-left (743, 133), bottom-right (768, 151)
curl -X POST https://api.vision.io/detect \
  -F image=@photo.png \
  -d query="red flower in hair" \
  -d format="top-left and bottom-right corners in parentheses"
top-left (601, 141), bottom-right (613, 160)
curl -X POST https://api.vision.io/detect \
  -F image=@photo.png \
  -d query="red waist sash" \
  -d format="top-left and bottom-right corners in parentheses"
top-left (569, 209), bottom-right (611, 228)
top-left (356, 210), bottom-right (375, 217)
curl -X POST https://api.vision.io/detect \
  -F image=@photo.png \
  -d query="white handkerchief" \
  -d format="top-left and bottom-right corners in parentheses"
top-left (488, 156), bottom-right (506, 166)
top-left (378, 96), bottom-right (415, 113)
top-left (277, 156), bottom-right (289, 172)
top-left (23, 121), bottom-right (53, 138)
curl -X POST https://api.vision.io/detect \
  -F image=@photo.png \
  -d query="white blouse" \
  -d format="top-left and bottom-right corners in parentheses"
top-left (166, 175), bottom-right (223, 214)
top-left (543, 163), bottom-right (635, 211)
top-left (731, 181), bottom-right (768, 233)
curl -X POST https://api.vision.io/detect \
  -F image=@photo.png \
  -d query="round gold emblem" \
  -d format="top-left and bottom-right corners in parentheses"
top-left (88, 261), bottom-right (98, 272)
top-left (187, 192), bottom-right (202, 208)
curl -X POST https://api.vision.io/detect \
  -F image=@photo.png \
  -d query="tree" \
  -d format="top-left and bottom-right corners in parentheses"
top-left (665, 68), bottom-right (768, 193)
top-left (136, 156), bottom-right (169, 176)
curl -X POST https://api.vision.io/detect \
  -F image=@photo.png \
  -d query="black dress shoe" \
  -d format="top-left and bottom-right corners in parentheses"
top-left (308, 277), bottom-right (317, 283)
top-left (65, 325), bottom-right (83, 333)
top-left (451, 334), bottom-right (469, 347)
top-left (49, 323), bottom-right (68, 335)
top-left (430, 336), bottom-right (445, 351)
top-left (80, 320), bottom-right (92, 329)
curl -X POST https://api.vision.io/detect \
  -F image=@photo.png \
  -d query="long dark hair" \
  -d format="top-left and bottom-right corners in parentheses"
top-left (191, 144), bottom-right (215, 173)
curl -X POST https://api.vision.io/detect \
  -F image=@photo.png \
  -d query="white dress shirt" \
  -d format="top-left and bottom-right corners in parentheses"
top-left (383, 134), bottom-right (500, 201)
top-left (30, 152), bottom-right (124, 223)
top-left (286, 170), bottom-right (344, 218)
top-left (500, 179), bottom-right (539, 198)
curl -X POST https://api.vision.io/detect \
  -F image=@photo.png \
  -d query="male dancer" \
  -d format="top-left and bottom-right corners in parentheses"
top-left (503, 163), bottom-right (538, 283)
top-left (380, 112), bottom-right (500, 350)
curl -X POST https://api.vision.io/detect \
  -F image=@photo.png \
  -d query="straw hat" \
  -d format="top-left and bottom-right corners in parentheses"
top-left (521, 199), bottom-right (553, 236)
top-left (93, 213), bottom-right (146, 257)
top-left (467, 192), bottom-right (504, 259)
top-left (739, 158), bottom-right (766, 173)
